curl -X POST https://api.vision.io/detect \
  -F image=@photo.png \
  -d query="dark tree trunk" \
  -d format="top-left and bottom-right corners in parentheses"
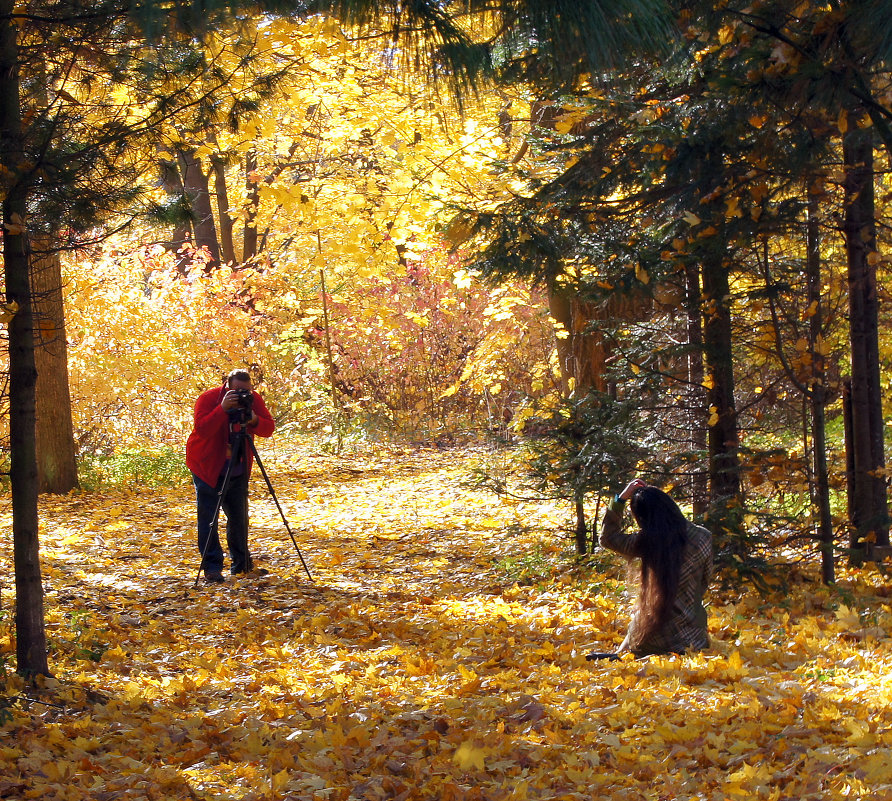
top-left (843, 379), bottom-right (856, 524)
top-left (700, 250), bottom-right (741, 507)
top-left (684, 261), bottom-right (708, 517)
top-left (211, 154), bottom-right (237, 265)
top-left (159, 157), bottom-right (192, 258)
top-left (574, 498), bottom-right (586, 555)
top-left (806, 196), bottom-right (834, 583)
top-left (178, 148), bottom-right (221, 267)
top-left (0, 2), bottom-right (49, 674)
top-left (843, 125), bottom-right (889, 559)
top-left (243, 147), bottom-right (259, 263)
top-left (31, 239), bottom-right (78, 493)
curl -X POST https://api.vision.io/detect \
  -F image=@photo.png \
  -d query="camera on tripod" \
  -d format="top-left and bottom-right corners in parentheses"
top-left (228, 387), bottom-right (254, 422)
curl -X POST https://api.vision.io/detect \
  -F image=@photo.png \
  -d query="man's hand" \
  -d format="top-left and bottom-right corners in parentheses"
top-left (221, 390), bottom-right (241, 412)
top-left (221, 392), bottom-right (258, 425)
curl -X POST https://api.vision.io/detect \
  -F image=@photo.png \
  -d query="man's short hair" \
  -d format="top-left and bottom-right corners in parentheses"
top-left (226, 369), bottom-right (251, 386)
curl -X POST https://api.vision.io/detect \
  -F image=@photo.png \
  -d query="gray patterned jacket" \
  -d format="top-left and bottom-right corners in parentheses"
top-left (600, 499), bottom-right (712, 657)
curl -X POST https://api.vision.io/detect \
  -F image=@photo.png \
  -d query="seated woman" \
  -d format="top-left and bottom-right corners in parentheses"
top-left (589, 478), bottom-right (713, 659)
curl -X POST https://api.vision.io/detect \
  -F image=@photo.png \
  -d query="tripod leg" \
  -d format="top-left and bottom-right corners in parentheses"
top-left (194, 477), bottom-right (229, 587)
top-left (193, 427), bottom-right (244, 587)
top-left (243, 474), bottom-right (250, 570)
top-left (247, 438), bottom-right (314, 582)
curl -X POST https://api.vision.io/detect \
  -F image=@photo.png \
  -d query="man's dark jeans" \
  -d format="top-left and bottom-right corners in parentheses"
top-left (193, 472), bottom-right (251, 574)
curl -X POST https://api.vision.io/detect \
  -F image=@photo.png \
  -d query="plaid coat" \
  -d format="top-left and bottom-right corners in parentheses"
top-left (600, 499), bottom-right (712, 657)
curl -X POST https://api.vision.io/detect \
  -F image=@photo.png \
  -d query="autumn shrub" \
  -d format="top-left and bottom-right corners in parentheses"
top-left (65, 245), bottom-right (256, 452)
top-left (62, 241), bottom-right (559, 455)
top-left (63, 244), bottom-right (333, 454)
top-left (737, 436), bottom-right (849, 560)
top-left (78, 446), bottom-right (189, 490)
top-left (320, 255), bottom-right (558, 438)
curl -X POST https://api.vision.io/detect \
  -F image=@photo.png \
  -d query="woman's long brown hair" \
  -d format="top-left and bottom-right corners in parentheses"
top-left (629, 487), bottom-right (688, 644)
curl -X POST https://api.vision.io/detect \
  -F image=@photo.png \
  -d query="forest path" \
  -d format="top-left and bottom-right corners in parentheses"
top-left (1, 445), bottom-right (890, 800)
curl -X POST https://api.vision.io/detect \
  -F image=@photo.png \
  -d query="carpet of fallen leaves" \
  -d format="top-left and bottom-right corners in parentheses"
top-left (2, 445), bottom-right (892, 801)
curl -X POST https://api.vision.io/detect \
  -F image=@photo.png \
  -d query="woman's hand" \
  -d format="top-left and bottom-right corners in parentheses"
top-left (619, 478), bottom-right (647, 501)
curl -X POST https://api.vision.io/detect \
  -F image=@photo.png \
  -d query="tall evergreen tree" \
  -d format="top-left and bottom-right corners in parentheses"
top-left (723, 0), bottom-right (892, 558)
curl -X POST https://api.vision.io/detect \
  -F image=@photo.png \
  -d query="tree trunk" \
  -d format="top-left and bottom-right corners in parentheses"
top-left (700, 251), bottom-right (741, 501)
top-left (684, 262), bottom-right (708, 517)
top-left (806, 196), bottom-right (834, 583)
top-left (843, 124), bottom-right (889, 559)
top-left (211, 154), bottom-right (237, 265)
top-left (243, 147), bottom-right (259, 263)
top-left (547, 287), bottom-right (573, 395)
top-left (547, 286), bottom-right (610, 395)
top-left (700, 248), bottom-right (742, 525)
top-left (159, 157), bottom-right (192, 267)
top-left (31, 238), bottom-right (78, 493)
top-left (843, 380), bottom-right (856, 547)
top-left (574, 498), bottom-right (587, 555)
top-left (178, 148), bottom-right (221, 267)
top-left (0, 2), bottom-right (49, 674)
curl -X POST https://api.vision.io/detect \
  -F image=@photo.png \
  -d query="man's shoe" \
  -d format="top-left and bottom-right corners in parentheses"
top-left (204, 570), bottom-right (225, 583)
top-left (232, 566), bottom-right (270, 577)
top-left (231, 559), bottom-right (253, 575)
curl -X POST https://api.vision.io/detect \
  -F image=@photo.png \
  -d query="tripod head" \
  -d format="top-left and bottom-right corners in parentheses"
top-left (227, 406), bottom-right (253, 427)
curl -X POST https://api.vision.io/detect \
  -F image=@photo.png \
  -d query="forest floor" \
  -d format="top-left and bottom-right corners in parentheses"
top-left (1, 444), bottom-right (892, 801)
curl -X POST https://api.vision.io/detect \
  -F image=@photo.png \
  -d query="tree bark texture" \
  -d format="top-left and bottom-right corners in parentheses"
top-left (1, 1), bottom-right (49, 674)
top-left (177, 148), bottom-right (221, 267)
top-left (243, 147), bottom-right (259, 263)
top-left (546, 286), bottom-right (642, 396)
top-left (574, 498), bottom-right (586, 555)
top-left (211, 154), bottom-right (237, 265)
top-left (843, 125), bottom-right (889, 555)
top-left (547, 288), bottom-right (574, 396)
top-left (685, 261), bottom-right (709, 516)
top-left (806, 196), bottom-right (834, 583)
top-left (31, 238), bottom-right (78, 493)
top-left (159, 157), bottom-right (192, 267)
top-left (700, 250), bottom-right (742, 506)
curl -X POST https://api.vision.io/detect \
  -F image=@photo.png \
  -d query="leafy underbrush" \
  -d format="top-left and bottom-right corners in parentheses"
top-left (77, 446), bottom-right (190, 490)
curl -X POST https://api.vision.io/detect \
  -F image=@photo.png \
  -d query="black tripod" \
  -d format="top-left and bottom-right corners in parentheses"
top-left (194, 413), bottom-right (313, 587)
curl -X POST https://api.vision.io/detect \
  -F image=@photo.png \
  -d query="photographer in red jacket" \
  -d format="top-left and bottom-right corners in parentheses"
top-left (186, 369), bottom-right (275, 582)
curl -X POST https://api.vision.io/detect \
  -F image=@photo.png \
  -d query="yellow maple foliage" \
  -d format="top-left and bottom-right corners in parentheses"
top-left (58, 16), bottom-right (555, 450)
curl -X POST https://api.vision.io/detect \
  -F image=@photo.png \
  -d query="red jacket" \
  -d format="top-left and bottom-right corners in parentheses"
top-left (185, 385), bottom-right (275, 486)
